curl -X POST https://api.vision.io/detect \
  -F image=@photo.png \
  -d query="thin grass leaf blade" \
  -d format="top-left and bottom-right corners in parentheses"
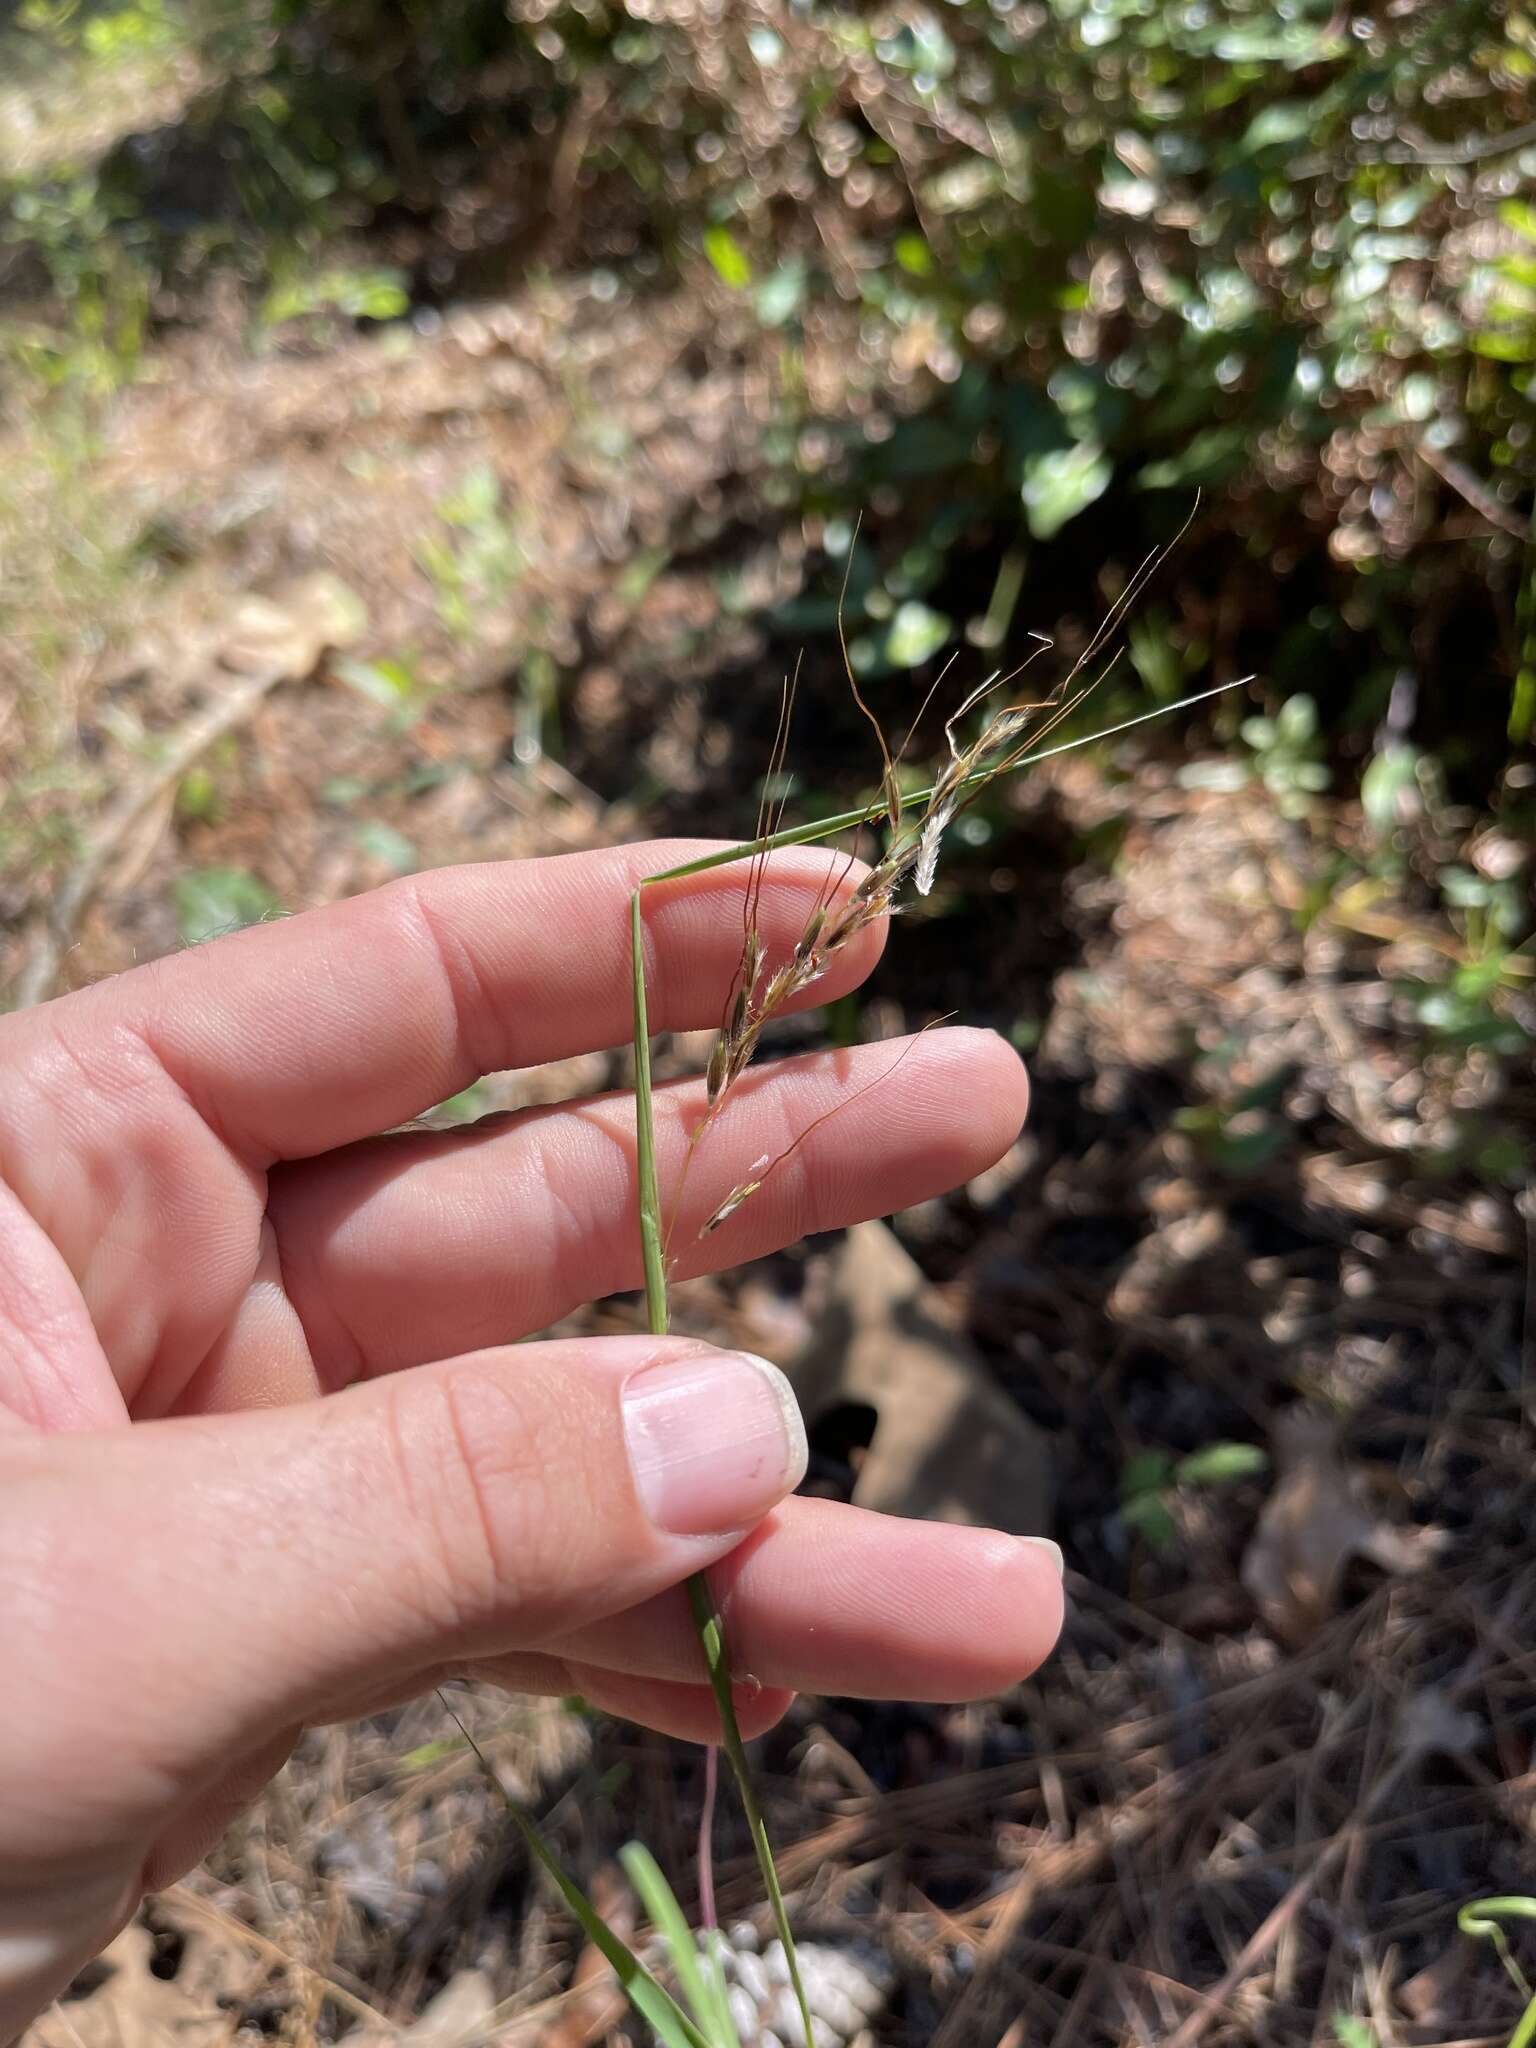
top-left (687, 1576), bottom-right (817, 2048)
top-left (438, 1695), bottom-right (711, 2048)
top-left (621, 1841), bottom-right (722, 2038)
top-left (700, 1932), bottom-right (743, 2048)
top-left (503, 1779), bottom-right (710, 2048)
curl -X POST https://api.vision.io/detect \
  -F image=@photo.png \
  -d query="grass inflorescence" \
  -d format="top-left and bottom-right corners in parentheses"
top-left (615, 524), bottom-right (1254, 2045)
top-left (458, 522), bottom-right (1254, 2048)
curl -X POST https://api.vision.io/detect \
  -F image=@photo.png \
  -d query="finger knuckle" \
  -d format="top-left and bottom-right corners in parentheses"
top-left (384, 1366), bottom-right (569, 1643)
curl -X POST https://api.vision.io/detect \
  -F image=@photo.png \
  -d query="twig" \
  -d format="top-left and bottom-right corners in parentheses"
top-left (1380, 119), bottom-right (1536, 165)
top-left (1163, 1636), bottom-right (1498, 2048)
top-left (1417, 443), bottom-right (1533, 542)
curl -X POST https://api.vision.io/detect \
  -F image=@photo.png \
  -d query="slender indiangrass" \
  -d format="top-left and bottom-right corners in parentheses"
top-left (626, 633), bottom-right (1254, 2046)
top-left (453, 524), bottom-right (1254, 2048)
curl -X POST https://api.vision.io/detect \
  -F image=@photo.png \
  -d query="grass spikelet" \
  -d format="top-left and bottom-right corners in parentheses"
top-left (699, 1025), bottom-right (948, 1238)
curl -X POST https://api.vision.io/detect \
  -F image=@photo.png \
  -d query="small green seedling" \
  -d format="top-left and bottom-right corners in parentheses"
top-left (1458, 1896), bottom-right (1536, 2048)
top-left (621, 1842), bottom-right (742, 2048)
top-left (1330, 2015), bottom-right (1377, 2048)
top-left (1121, 1442), bottom-right (1270, 1554)
top-left (1241, 692), bottom-right (1331, 819)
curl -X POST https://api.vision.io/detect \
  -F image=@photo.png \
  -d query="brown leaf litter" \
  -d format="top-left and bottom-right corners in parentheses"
top-left (787, 1220), bottom-right (1053, 1537)
top-left (1241, 1408), bottom-right (1450, 1647)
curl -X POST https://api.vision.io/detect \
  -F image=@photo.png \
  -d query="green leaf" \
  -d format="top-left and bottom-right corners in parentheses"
top-left (1175, 1104), bottom-right (1293, 1175)
top-left (1127, 613), bottom-right (1183, 703)
top-left (1175, 1442), bottom-right (1269, 1488)
top-left (1121, 1449), bottom-right (1175, 1499)
top-left (1460, 1895), bottom-right (1536, 1935)
top-left (1331, 2016), bottom-right (1377, 2048)
top-left (1512, 662), bottom-right (1536, 748)
top-left (1140, 428), bottom-right (1248, 491)
top-left (754, 260), bottom-right (805, 326)
top-left (1213, 21), bottom-right (1340, 60)
top-left (175, 867), bottom-right (282, 947)
top-left (175, 767), bottom-right (220, 822)
top-left (1240, 101), bottom-right (1317, 152)
top-left (1276, 693), bottom-right (1318, 744)
top-left (894, 232), bottom-right (934, 276)
top-left (1457, 1893), bottom-right (1536, 2041)
top-left (1439, 865), bottom-right (1491, 909)
top-left (333, 656), bottom-right (417, 709)
top-left (440, 462), bottom-right (501, 528)
top-left (1470, 329), bottom-right (1536, 363)
top-left (885, 599), bottom-right (951, 667)
top-left (442, 1696), bottom-right (710, 2048)
top-left (703, 225), bottom-right (753, 289)
top-left (1021, 441), bottom-right (1112, 539)
top-left (1121, 1489), bottom-right (1178, 1553)
top-left (353, 820), bottom-right (418, 873)
top-left (1453, 954), bottom-right (1509, 1000)
top-left (621, 1843), bottom-right (740, 2047)
top-left (1362, 745), bottom-right (1420, 835)
top-left (262, 266), bottom-right (408, 327)
top-left (396, 1737), bottom-right (466, 1771)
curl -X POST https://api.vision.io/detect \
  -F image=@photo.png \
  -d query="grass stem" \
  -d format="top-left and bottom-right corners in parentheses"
top-left (641, 675), bottom-right (1249, 886)
top-left (615, 671), bottom-right (1253, 2047)
top-left (631, 886), bottom-right (819, 2048)
top-left (631, 887), bottom-right (669, 1337)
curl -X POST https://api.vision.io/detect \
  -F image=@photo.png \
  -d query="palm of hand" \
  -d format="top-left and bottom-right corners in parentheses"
top-left (0, 845), bottom-right (1060, 2041)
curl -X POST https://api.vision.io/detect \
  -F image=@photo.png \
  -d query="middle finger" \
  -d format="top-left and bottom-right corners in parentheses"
top-left (266, 1026), bottom-right (1028, 1384)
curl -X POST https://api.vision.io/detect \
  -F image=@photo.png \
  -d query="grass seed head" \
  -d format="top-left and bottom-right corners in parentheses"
top-left (705, 1035), bottom-right (730, 1104)
top-left (702, 1174), bottom-right (765, 1234)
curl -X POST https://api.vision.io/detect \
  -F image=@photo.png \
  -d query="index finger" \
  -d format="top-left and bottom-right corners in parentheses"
top-left (14, 841), bottom-right (884, 1164)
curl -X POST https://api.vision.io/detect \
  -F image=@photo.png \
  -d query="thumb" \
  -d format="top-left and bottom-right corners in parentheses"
top-left (7, 1337), bottom-right (805, 1838)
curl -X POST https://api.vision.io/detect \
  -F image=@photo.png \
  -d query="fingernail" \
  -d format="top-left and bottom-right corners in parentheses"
top-left (623, 1350), bottom-right (808, 1536)
top-left (1021, 1536), bottom-right (1065, 1577)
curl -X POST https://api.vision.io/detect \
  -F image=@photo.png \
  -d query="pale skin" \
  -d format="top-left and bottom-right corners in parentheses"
top-left (0, 841), bottom-right (1063, 2040)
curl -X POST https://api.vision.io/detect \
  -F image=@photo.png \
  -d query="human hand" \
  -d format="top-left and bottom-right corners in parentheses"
top-left (0, 843), bottom-right (1062, 2038)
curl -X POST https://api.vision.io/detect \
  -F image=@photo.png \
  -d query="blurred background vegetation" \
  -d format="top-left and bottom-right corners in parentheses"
top-left (4, 5), bottom-right (1536, 2046)
top-left (2, 0), bottom-right (1533, 1068)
